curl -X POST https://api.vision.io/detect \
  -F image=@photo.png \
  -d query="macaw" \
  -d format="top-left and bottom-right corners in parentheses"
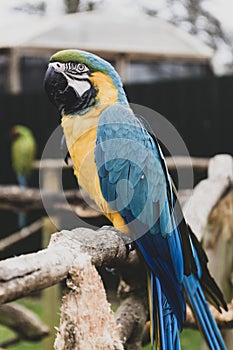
top-left (44, 49), bottom-right (227, 350)
top-left (10, 125), bottom-right (36, 227)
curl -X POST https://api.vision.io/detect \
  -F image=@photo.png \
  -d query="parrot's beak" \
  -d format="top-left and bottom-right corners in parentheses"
top-left (10, 127), bottom-right (20, 139)
top-left (44, 64), bottom-right (97, 115)
top-left (44, 65), bottom-right (68, 112)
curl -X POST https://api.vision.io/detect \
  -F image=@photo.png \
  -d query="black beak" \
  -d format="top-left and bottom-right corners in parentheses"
top-left (44, 64), bottom-right (97, 115)
top-left (44, 66), bottom-right (68, 112)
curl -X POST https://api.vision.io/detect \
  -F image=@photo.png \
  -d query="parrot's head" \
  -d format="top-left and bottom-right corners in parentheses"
top-left (44, 49), bottom-right (128, 116)
top-left (10, 125), bottom-right (33, 140)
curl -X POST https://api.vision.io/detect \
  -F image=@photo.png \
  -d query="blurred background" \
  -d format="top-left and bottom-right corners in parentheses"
top-left (0, 1), bottom-right (232, 349)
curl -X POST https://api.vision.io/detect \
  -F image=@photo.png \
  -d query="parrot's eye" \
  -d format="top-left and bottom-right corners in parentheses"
top-left (65, 62), bottom-right (89, 74)
top-left (77, 63), bottom-right (87, 72)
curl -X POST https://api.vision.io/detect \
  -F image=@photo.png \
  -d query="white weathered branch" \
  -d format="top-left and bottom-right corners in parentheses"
top-left (0, 224), bottom-right (232, 350)
top-left (165, 156), bottom-right (209, 170)
top-left (0, 227), bottom-right (232, 323)
top-left (186, 303), bottom-right (233, 330)
top-left (0, 185), bottom-right (191, 218)
top-left (0, 185), bottom-right (100, 217)
top-left (184, 154), bottom-right (233, 240)
top-left (0, 227), bottom-right (128, 305)
top-left (34, 156), bottom-right (210, 171)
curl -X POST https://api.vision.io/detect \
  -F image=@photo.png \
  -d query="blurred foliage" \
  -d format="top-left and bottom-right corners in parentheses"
top-left (142, 329), bottom-right (201, 349)
top-left (0, 296), bottom-right (202, 350)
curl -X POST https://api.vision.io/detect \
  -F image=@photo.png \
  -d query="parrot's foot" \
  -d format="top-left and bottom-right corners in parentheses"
top-left (97, 225), bottom-right (136, 255)
top-left (98, 225), bottom-right (131, 242)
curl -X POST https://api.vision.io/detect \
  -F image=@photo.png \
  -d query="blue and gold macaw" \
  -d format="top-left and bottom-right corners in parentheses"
top-left (44, 49), bottom-right (227, 350)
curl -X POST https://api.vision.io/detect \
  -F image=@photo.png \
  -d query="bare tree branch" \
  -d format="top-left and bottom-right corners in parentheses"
top-left (0, 185), bottom-right (191, 217)
top-left (0, 219), bottom-right (43, 252)
top-left (159, 0), bottom-right (233, 50)
top-left (184, 154), bottom-right (233, 241)
top-left (115, 295), bottom-right (148, 350)
top-left (0, 302), bottom-right (49, 342)
top-left (34, 156), bottom-right (210, 171)
top-left (0, 228), bottom-right (129, 304)
top-left (0, 185), bottom-right (101, 220)
top-left (0, 336), bottom-right (21, 348)
top-left (186, 303), bottom-right (233, 330)
top-left (0, 185), bottom-right (87, 210)
top-left (0, 227), bottom-right (232, 326)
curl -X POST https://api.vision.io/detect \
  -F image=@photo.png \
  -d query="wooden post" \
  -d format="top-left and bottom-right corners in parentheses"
top-left (115, 54), bottom-right (128, 83)
top-left (41, 167), bottom-right (61, 350)
top-left (201, 155), bottom-right (233, 349)
top-left (7, 49), bottom-right (21, 94)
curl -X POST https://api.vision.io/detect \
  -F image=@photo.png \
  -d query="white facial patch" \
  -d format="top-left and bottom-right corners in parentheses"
top-left (67, 76), bottom-right (91, 97)
top-left (49, 62), bottom-right (91, 97)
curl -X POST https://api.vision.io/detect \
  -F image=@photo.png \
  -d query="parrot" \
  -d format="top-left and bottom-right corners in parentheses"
top-left (10, 125), bottom-right (36, 228)
top-left (44, 49), bottom-right (227, 350)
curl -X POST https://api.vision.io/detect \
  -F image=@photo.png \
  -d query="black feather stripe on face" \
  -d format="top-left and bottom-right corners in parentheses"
top-left (44, 65), bottom-right (97, 115)
top-left (61, 84), bottom-right (97, 115)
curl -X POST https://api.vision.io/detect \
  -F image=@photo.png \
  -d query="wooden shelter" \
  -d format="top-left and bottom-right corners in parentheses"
top-left (0, 10), bottom-right (214, 92)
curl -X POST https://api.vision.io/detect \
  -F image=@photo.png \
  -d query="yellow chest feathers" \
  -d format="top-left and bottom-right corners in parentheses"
top-left (61, 114), bottom-right (128, 234)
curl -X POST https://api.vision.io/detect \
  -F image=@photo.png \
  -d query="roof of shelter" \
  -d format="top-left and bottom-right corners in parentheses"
top-left (0, 10), bottom-right (214, 62)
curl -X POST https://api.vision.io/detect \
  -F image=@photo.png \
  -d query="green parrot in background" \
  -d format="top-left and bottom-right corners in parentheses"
top-left (10, 125), bottom-right (36, 228)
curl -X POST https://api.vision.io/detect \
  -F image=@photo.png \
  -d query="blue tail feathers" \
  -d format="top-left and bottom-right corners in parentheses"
top-left (149, 272), bottom-right (226, 350)
top-left (149, 273), bottom-right (181, 350)
top-left (184, 274), bottom-right (226, 350)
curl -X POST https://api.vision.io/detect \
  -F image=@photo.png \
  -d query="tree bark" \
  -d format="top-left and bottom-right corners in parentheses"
top-left (54, 254), bottom-right (124, 350)
top-left (0, 227), bottom-right (129, 304)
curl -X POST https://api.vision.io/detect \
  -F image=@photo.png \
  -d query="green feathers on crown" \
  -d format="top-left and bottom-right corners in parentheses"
top-left (50, 49), bottom-right (128, 106)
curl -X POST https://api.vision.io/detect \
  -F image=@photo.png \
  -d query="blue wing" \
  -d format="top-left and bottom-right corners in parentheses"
top-left (95, 105), bottom-right (185, 319)
top-left (95, 104), bottom-right (227, 350)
